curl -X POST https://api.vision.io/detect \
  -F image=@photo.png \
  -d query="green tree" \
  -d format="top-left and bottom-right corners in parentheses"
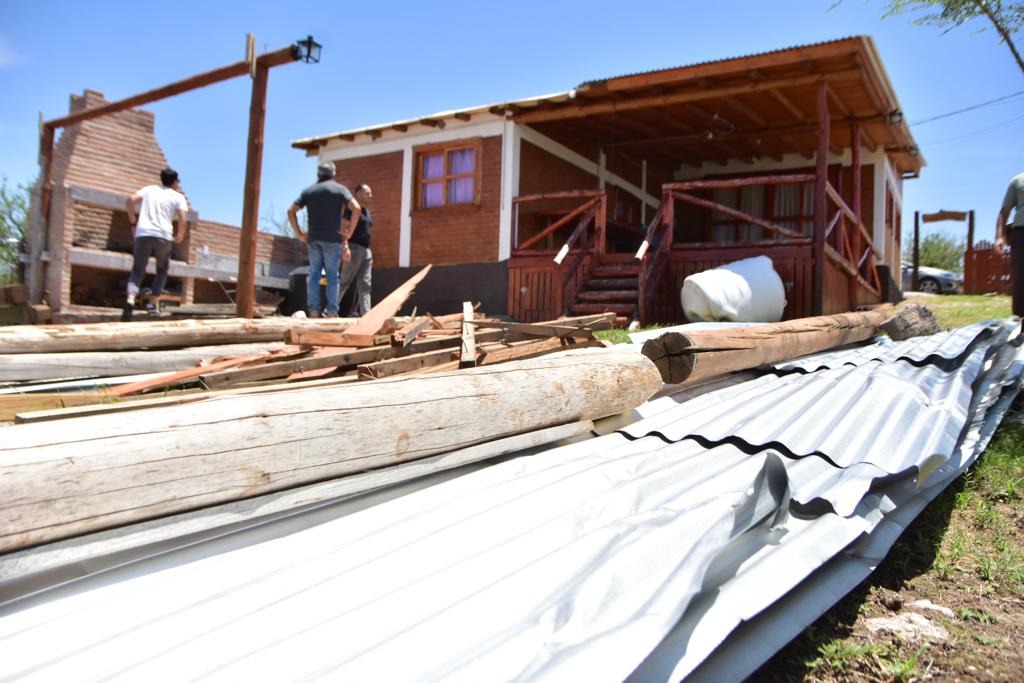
top-left (881, 0), bottom-right (1024, 73)
top-left (0, 176), bottom-right (29, 285)
top-left (259, 201), bottom-right (305, 237)
top-left (903, 231), bottom-right (967, 272)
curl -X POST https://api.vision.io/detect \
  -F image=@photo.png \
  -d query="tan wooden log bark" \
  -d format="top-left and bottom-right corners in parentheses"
top-left (641, 309), bottom-right (891, 385)
top-left (0, 348), bottom-right (661, 553)
top-left (0, 343), bottom-right (287, 382)
top-left (0, 318), bottom-right (359, 354)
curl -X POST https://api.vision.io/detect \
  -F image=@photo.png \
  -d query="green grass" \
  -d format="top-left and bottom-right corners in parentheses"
top-left (902, 293), bottom-right (1011, 329)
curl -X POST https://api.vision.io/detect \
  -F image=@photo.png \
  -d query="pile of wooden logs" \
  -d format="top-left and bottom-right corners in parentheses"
top-left (0, 266), bottom-right (616, 423)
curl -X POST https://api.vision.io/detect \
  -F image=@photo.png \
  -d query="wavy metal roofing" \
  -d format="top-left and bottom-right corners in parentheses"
top-left (0, 320), bottom-right (1021, 681)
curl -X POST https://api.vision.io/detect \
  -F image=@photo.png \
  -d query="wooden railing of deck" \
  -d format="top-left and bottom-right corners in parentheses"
top-left (513, 190), bottom-right (607, 317)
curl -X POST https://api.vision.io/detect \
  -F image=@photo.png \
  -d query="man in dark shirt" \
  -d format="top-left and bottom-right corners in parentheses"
top-left (996, 171), bottom-right (1024, 316)
top-left (288, 162), bottom-right (361, 317)
top-left (339, 183), bottom-right (374, 316)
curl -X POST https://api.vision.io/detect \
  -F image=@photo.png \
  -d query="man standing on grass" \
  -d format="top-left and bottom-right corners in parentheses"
top-left (996, 170), bottom-right (1024, 316)
top-left (123, 167), bottom-right (189, 321)
top-left (288, 161), bottom-right (361, 317)
top-left (338, 183), bottom-right (374, 316)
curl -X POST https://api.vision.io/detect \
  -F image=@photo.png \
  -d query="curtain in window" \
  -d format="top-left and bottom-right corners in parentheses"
top-left (423, 154), bottom-right (444, 179)
top-left (712, 188), bottom-right (738, 242)
top-left (449, 178), bottom-right (474, 204)
top-left (448, 149), bottom-right (475, 174)
top-left (423, 183), bottom-right (444, 208)
top-left (775, 183), bottom-right (800, 235)
top-left (801, 181), bottom-right (815, 235)
top-left (738, 185), bottom-right (765, 241)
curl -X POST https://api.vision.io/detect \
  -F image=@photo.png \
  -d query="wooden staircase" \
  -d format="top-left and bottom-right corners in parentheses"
top-left (568, 253), bottom-right (639, 327)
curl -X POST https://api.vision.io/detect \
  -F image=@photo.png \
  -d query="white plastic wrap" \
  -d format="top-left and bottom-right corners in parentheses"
top-left (681, 255), bottom-right (786, 322)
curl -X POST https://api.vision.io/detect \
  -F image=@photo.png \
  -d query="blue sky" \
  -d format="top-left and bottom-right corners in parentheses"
top-left (1, 0), bottom-right (1021, 246)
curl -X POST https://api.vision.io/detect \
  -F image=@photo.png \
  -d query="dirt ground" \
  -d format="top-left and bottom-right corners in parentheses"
top-left (752, 404), bottom-right (1024, 682)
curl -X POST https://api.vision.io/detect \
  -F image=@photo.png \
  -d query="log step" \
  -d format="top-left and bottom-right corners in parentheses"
top-left (577, 290), bottom-right (639, 302)
top-left (591, 265), bottom-right (640, 278)
top-left (571, 302), bottom-right (638, 315)
top-left (598, 252), bottom-right (639, 264)
top-left (586, 277), bottom-right (638, 289)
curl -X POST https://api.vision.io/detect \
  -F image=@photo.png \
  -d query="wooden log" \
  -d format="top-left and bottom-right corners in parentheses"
top-left (641, 309), bottom-right (891, 385)
top-left (0, 343), bottom-right (287, 383)
top-left (0, 348), bottom-right (661, 552)
top-left (0, 420), bottom-right (594, 589)
top-left (881, 304), bottom-right (942, 341)
top-left (0, 318), bottom-right (358, 354)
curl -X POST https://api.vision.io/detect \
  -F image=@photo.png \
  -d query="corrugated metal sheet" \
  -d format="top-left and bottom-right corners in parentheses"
top-left (0, 321), bottom-right (1021, 681)
top-left (577, 36), bottom-right (860, 87)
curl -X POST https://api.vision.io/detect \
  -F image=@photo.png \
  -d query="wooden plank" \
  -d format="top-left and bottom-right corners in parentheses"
top-left (0, 349), bottom-right (662, 552)
top-left (392, 317), bottom-right (431, 347)
top-left (288, 265), bottom-right (433, 380)
top-left (358, 348), bottom-right (458, 380)
top-left (285, 329), bottom-right (391, 347)
top-left (478, 336), bottom-right (605, 365)
top-left (459, 301), bottom-right (477, 368)
top-left (0, 393), bottom-right (109, 422)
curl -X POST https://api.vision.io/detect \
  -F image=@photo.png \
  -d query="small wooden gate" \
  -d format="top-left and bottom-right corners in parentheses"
top-left (964, 243), bottom-right (1011, 295)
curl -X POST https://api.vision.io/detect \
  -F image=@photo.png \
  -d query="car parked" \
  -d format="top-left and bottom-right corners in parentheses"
top-left (901, 261), bottom-right (963, 294)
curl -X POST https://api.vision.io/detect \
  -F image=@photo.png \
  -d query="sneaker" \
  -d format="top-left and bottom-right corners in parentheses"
top-left (120, 303), bottom-right (134, 322)
top-left (309, 310), bottom-right (321, 318)
top-left (145, 301), bottom-right (159, 316)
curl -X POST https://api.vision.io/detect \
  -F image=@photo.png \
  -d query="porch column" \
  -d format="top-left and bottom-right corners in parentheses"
top-left (812, 80), bottom-right (829, 316)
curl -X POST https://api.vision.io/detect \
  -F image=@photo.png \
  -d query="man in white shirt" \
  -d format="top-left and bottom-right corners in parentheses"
top-left (122, 168), bottom-right (189, 320)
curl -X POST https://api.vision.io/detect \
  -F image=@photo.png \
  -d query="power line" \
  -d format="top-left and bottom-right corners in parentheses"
top-left (919, 111), bottom-right (1024, 145)
top-left (910, 90), bottom-right (1024, 126)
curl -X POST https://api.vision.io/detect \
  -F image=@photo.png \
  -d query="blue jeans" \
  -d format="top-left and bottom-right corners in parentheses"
top-left (307, 240), bottom-right (342, 316)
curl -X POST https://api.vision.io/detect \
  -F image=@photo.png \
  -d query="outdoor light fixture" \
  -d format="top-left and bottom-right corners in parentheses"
top-left (888, 109), bottom-right (904, 124)
top-left (294, 35), bottom-right (322, 64)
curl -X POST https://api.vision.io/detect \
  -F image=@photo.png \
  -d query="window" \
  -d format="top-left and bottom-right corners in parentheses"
top-left (415, 140), bottom-right (481, 209)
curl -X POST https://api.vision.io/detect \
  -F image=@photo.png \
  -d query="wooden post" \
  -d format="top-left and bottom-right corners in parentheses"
top-left (236, 61), bottom-right (270, 319)
top-left (967, 209), bottom-right (975, 252)
top-left (812, 80), bottom-right (829, 316)
top-left (912, 210), bottom-right (920, 291)
top-left (596, 191), bottom-right (607, 255)
top-left (850, 123), bottom-right (862, 220)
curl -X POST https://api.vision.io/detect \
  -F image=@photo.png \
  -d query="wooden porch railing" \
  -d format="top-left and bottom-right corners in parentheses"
top-left (823, 184), bottom-right (882, 297)
top-left (513, 190), bottom-right (607, 317)
top-left (636, 174), bottom-right (815, 325)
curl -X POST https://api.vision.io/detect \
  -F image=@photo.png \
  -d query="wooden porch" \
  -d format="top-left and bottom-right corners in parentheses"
top-left (508, 76), bottom-right (890, 326)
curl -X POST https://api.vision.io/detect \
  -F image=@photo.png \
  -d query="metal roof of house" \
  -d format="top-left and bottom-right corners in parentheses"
top-left (292, 36), bottom-right (923, 175)
top-left (1, 320), bottom-right (1019, 680)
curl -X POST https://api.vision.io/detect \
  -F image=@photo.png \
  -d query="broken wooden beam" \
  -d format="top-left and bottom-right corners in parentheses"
top-left (285, 330), bottom-right (391, 347)
top-left (392, 317), bottom-right (431, 347)
top-left (477, 336), bottom-right (606, 365)
top-left (459, 301), bottom-right (477, 368)
top-left (0, 348), bottom-right (661, 552)
top-left (641, 309), bottom-right (892, 385)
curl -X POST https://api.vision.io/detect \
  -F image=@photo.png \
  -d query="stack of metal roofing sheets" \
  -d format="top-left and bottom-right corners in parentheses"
top-left (0, 320), bottom-right (1020, 682)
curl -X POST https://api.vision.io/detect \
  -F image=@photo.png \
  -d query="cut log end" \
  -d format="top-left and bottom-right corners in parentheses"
top-left (882, 304), bottom-right (943, 341)
top-left (641, 333), bottom-right (696, 384)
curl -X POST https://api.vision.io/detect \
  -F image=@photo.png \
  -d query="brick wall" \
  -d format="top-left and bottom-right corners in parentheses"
top-left (71, 204), bottom-right (134, 252)
top-left (332, 151), bottom-right (403, 268)
top-left (191, 220), bottom-right (304, 269)
top-left (410, 136), bottom-right (502, 265)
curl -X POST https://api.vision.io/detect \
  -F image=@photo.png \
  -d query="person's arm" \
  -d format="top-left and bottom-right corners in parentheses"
top-left (996, 209), bottom-right (1010, 251)
top-left (125, 193), bottom-right (142, 237)
top-left (342, 198), bottom-right (361, 240)
top-left (175, 208), bottom-right (188, 243)
top-left (288, 203), bottom-right (307, 243)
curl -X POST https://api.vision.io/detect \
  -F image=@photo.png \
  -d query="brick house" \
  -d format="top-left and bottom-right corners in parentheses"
top-left (28, 90), bottom-right (303, 319)
top-left (293, 36), bottom-right (923, 324)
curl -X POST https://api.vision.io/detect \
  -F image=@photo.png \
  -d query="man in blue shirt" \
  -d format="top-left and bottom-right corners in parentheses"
top-left (288, 162), bottom-right (361, 317)
top-left (996, 171), bottom-right (1024, 316)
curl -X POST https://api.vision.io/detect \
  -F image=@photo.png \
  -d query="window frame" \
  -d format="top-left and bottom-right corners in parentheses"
top-left (413, 138), bottom-right (483, 210)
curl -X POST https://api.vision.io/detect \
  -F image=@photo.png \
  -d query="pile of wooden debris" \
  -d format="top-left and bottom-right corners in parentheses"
top-left (0, 266), bottom-right (612, 423)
